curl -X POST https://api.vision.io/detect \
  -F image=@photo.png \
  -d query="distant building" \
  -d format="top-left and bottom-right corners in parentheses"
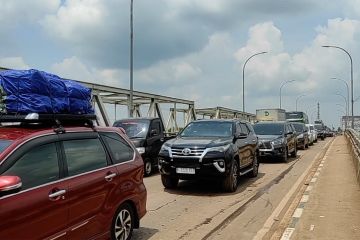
top-left (341, 116), bottom-right (360, 131)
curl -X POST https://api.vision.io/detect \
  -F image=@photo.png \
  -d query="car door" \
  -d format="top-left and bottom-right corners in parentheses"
top-left (0, 136), bottom-right (69, 240)
top-left (59, 132), bottom-right (120, 240)
top-left (234, 122), bottom-right (247, 168)
top-left (286, 124), bottom-right (295, 152)
top-left (147, 119), bottom-right (164, 159)
top-left (239, 123), bottom-right (253, 166)
top-left (246, 123), bottom-right (258, 164)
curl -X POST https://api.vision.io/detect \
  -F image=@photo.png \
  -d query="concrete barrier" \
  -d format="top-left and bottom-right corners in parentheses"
top-left (345, 129), bottom-right (360, 185)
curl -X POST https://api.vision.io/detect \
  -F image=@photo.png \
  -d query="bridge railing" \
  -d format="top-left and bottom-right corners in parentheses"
top-left (345, 129), bottom-right (360, 185)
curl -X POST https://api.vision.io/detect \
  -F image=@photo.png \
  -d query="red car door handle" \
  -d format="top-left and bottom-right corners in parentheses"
top-left (105, 173), bottom-right (117, 181)
top-left (49, 189), bottom-right (66, 199)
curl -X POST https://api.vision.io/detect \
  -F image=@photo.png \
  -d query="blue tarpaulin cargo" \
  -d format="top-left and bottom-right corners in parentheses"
top-left (0, 69), bottom-right (94, 114)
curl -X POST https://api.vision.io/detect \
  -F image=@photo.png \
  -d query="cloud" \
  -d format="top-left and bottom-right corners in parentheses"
top-left (41, 0), bottom-right (210, 69)
top-left (50, 17), bottom-right (360, 128)
top-left (0, 0), bottom-right (59, 25)
top-left (2, 0), bottom-right (355, 128)
top-left (50, 56), bottom-right (128, 87)
top-left (42, 0), bottom-right (106, 42)
top-left (39, 0), bottom-right (325, 70)
top-left (343, 0), bottom-right (360, 17)
top-left (127, 18), bottom-right (360, 127)
top-left (234, 22), bottom-right (302, 96)
top-left (0, 57), bottom-right (30, 69)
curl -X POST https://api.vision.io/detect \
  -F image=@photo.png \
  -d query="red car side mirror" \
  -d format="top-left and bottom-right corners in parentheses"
top-left (0, 176), bottom-right (22, 192)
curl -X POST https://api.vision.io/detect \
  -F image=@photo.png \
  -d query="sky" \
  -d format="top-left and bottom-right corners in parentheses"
top-left (1, 0), bottom-right (360, 128)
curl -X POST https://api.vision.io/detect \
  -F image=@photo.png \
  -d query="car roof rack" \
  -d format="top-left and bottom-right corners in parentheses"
top-left (0, 113), bottom-right (97, 130)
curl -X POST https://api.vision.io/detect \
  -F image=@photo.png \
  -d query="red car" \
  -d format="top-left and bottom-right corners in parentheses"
top-left (0, 123), bottom-right (147, 240)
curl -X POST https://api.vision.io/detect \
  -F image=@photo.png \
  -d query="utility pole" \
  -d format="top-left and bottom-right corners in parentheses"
top-left (317, 102), bottom-right (320, 120)
top-left (129, 0), bottom-right (134, 117)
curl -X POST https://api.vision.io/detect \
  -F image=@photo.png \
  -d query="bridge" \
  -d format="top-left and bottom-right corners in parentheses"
top-left (68, 77), bottom-right (360, 240)
top-left (79, 77), bottom-right (360, 240)
top-left (0, 67), bottom-right (359, 239)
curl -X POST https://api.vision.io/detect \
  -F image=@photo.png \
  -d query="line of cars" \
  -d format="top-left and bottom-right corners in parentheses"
top-left (114, 116), bottom-right (323, 194)
top-left (253, 121), bottom-right (318, 162)
top-left (0, 113), bottom-right (330, 240)
top-left (0, 113), bottom-right (329, 240)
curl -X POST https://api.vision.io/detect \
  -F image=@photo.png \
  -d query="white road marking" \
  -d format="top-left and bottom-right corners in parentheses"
top-left (292, 208), bottom-right (304, 218)
top-left (280, 228), bottom-right (295, 240)
top-left (300, 195), bottom-right (309, 203)
top-left (310, 225), bottom-right (315, 231)
top-left (254, 139), bottom-right (334, 240)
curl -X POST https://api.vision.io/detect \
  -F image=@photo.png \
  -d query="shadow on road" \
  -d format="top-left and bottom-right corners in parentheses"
top-left (132, 227), bottom-right (159, 240)
top-left (163, 172), bottom-right (266, 196)
top-left (259, 154), bottom-right (300, 164)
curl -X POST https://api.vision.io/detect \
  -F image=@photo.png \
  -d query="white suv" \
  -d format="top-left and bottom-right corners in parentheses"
top-left (306, 124), bottom-right (317, 145)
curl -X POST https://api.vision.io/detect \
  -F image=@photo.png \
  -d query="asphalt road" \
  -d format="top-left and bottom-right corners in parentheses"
top-left (132, 138), bottom-right (332, 240)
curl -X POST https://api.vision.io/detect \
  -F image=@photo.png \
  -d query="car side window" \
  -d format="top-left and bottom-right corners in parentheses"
top-left (291, 125), bottom-right (296, 133)
top-left (240, 123), bottom-right (250, 135)
top-left (150, 120), bottom-right (161, 136)
top-left (246, 123), bottom-right (254, 133)
top-left (3, 143), bottom-right (59, 190)
top-left (287, 124), bottom-right (292, 133)
top-left (101, 132), bottom-right (134, 164)
top-left (235, 122), bottom-right (242, 134)
top-left (63, 138), bottom-right (107, 176)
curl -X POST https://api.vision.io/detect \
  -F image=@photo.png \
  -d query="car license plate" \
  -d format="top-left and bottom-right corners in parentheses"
top-left (176, 168), bottom-right (195, 174)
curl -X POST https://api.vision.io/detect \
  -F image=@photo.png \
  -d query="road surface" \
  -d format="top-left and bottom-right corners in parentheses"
top-left (132, 138), bottom-right (332, 240)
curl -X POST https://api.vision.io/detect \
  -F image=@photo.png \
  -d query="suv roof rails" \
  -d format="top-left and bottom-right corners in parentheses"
top-left (0, 113), bottom-right (97, 131)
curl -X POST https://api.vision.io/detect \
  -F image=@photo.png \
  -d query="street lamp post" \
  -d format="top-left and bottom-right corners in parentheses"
top-left (336, 109), bottom-right (347, 130)
top-left (331, 77), bottom-right (349, 126)
top-left (295, 94), bottom-right (306, 111)
top-left (310, 110), bottom-right (317, 123)
top-left (334, 92), bottom-right (348, 128)
top-left (336, 103), bottom-right (347, 112)
top-left (242, 51), bottom-right (267, 112)
top-left (279, 80), bottom-right (296, 109)
top-left (322, 45), bottom-right (354, 128)
top-left (129, 0), bottom-right (134, 117)
top-left (305, 104), bottom-right (317, 116)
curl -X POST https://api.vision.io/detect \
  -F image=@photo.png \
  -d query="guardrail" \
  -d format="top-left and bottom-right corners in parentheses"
top-left (345, 129), bottom-right (360, 185)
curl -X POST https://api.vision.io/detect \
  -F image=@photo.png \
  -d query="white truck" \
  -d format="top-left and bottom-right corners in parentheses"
top-left (256, 108), bottom-right (286, 122)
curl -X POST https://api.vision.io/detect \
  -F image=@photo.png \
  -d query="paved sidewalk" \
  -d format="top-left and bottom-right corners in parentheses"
top-left (289, 136), bottom-right (360, 240)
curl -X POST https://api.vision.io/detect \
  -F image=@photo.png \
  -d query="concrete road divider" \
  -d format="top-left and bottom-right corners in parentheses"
top-left (345, 129), bottom-right (360, 185)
